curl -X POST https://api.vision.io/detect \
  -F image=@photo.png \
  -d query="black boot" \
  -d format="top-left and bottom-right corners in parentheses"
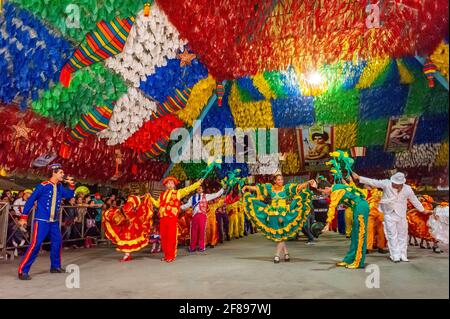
top-left (50, 268), bottom-right (66, 273)
top-left (18, 273), bottom-right (31, 280)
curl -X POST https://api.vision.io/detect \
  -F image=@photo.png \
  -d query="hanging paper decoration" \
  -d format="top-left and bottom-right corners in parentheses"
top-left (252, 73), bottom-right (276, 100)
top-left (98, 88), bottom-right (158, 145)
top-left (216, 83), bottom-right (225, 106)
top-left (371, 60), bottom-right (400, 87)
top-left (59, 16), bottom-right (135, 87)
top-left (341, 61), bottom-right (366, 90)
top-left (166, 163), bottom-right (187, 181)
top-left (11, 0), bottom-right (143, 43)
top-left (356, 57), bottom-right (390, 89)
top-left (357, 119), bottom-right (389, 146)
top-left (32, 63), bottom-right (127, 128)
top-left (235, 78), bottom-right (264, 103)
top-left (176, 75), bottom-right (216, 126)
top-left (278, 128), bottom-right (297, 154)
top-left (229, 83), bottom-right (274, 129)
top-left (404, 70), bottom-right (430, 115)
top-left (105, 3), bottom-right (187, 87)
top-left (0, 106), bottom-right (169, 183)
top-left (124, 114), bottom-right (183, 153)
top-left (181, 162), bottom-right (210, 180)
top-left (177, 49), bottom-right (196, 67)
top-left (314, 89), bottom-right (360, 125)
top-left (359, 84), bottom-right (409, 120)
top-left (281, 152), bottom-right (300, 175)
top-left (423, 59), bottom-right (437, 88)
top-left (395, 144), bottom-right (440, 168)
top-left (152, 88), bottom-right (191, 119)
top-left (355, 146), bottom-right (395, 171)
top-left (139, 56), bottom-right (208, 104)
top-left (434, 142), bottom-right (449, 167)
top-left (271, 97), bottom-right (315, 128)
top-left (430, 41), bottom-right (449, 81)
top-left (414, 114), bottom-right (449, 144)
top-left (201, 82), bottom-right (235, 134)
top-left (424, 84), bottom-right (449, 114)
top-left (59, 102), bottom-right (115, 159)
top-left (335, 124), bottom-right (357, 150)
top-left (66, 102), bottom-right (114, 145)
top-left (11, 120), bottom-right (32, 153)
top-left (157, 1), bottom-right (448, 80)
top-left (0, 3), bottom-right (73, 107)
top-left (396, 60), bottom-right (415, 84)
top-left (139, 137), bottom-right (170, 160)
top-left (131, 163), bottom-right (138, 175)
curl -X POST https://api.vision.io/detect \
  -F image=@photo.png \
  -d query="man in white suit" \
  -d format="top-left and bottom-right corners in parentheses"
top-left (351, 172), bottom-right (431, 263)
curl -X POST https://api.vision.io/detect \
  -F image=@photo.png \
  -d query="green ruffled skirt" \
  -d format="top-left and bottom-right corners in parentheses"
top-left (243, 190), bottom-right (313, 242)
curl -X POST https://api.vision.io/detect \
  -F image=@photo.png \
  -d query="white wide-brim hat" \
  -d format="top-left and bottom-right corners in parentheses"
top-left (390, 172), bottom-right (406, 185)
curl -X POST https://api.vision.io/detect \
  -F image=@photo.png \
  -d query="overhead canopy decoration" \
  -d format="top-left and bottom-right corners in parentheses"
top-left (0, 1), bottom-right (449, 184)
top-left (59, 16), bottom-right (135, 87)
top-left (157, 0), bottom-right (449, 80)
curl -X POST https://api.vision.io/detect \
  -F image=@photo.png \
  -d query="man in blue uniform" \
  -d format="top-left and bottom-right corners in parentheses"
top-left (17, 163), bottom-right (75, 280)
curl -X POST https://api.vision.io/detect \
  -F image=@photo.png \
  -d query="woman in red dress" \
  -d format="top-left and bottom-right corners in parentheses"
top-left (103, 194), bottom-right (153, 261)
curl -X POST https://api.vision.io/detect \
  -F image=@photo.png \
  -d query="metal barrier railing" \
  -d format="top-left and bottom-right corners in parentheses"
top-left (0, 202), bottom-right (9, 260)
top-left (0, 204), bottom-right (110, 260)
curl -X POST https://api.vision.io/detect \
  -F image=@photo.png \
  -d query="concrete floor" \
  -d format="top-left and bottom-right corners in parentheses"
top-left (0, 232), bottom-right (448, 299)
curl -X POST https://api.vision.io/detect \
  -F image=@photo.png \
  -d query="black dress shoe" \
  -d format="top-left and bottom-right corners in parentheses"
top-left (378, 248), bottom-right (388, 254)
top-left (209, 245), bottom-right (215, 248)
top-left (18, 273), bottom-right (31, 280)
top-left (50, 268), bottom-right (66, 273)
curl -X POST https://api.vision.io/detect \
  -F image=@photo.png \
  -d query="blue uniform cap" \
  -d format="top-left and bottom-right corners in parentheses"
top-left (48, 163), bottom-right (62, 170)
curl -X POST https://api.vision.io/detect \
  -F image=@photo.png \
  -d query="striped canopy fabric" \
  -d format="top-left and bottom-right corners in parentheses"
top-left (66, 102), bottom-right (115, 144)
top-left (140, 137), bottom-right (170, 160)
top-left (59, 16), bottom-right (135, 87)
top-left (152, 88), bottom-right (192, 119)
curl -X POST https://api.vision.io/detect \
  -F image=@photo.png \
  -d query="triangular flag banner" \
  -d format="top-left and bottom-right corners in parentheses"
top-left (59, 16), bottom-right (135, 87)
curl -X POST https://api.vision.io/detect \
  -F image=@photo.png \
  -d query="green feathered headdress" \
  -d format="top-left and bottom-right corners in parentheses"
top-left (325, 150), bottom-right (355, 184)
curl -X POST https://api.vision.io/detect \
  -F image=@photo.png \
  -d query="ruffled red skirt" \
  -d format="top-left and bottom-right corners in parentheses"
top-left (103, 197), bottom-right (153, 253)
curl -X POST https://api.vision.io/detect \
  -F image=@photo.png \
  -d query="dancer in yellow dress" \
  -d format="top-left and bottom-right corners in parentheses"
top-left (242, 174), bottom-right (315, 263)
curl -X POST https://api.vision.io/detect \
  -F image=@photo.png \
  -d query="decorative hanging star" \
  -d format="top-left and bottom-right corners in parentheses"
top-left (12, 120), bottom-right (32, 140)
top-left (177, 50), bottom-right (196, 67)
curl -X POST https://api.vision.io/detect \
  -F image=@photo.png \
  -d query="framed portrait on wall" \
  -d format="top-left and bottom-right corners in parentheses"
top-left (384, 116), bottom-right (418, 152)
top-left (297, 125), bottom-right (334, 172)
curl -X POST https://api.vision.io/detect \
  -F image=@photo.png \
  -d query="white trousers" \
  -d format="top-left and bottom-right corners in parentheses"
top-left (383, 214), bottom-right (408, 260)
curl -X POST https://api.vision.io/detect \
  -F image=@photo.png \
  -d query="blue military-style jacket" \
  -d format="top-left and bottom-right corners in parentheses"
top-left (21, 181), bottom-right (75, 222)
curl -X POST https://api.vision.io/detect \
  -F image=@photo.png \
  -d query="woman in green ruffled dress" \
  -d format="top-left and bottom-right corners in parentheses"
top-left (242, 174), bottom-right (316, 263)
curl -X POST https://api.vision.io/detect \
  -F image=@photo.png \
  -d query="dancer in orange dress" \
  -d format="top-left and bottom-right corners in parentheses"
top-left (407, 195), bottom-right (441, 251)
top-left (150, 176), bottom-right (202, 262)
top-left (205, 198), bottom-right (223, 248)
top-left (364, 186), bottom-right (387, 254)
top-left (177, 207), bottom-right (193, 246)
top-left (103, 194), bottom-right (153, 262)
